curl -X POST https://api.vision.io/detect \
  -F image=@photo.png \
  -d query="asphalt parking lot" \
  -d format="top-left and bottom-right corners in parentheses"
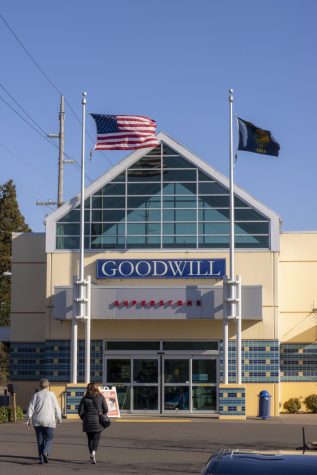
top-left (1, 415), bottom-right (317, 475)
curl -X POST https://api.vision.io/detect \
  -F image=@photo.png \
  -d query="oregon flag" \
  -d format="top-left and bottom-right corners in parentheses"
top-left (237, 117), bottom-right (280, 157)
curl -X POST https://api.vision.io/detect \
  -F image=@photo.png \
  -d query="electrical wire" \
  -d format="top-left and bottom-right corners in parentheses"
top-left (0, 13), bottom-right (113, 167)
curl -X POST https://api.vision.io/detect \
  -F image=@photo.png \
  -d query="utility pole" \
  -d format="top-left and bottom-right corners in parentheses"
top-left (48, 95), bottom-right (65, 207)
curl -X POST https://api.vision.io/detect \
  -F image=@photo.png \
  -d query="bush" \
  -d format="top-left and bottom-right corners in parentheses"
top-left (0, 406), bottom-right (9, 423)
top-left (0, 405), bottom-right (24, 423)
top-left (304, 394), bottom-right (317, 413)
top-left (283, 398), bottom-right (301, 414)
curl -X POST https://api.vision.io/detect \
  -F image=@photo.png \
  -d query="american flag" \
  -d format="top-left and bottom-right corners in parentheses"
top-left (90, 114), bottom-right (159, 150)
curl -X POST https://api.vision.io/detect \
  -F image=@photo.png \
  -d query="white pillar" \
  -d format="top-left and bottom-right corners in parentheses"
top-left (85, 276), bottom-right (91, 384)
top-left (236, 274), bottom-right (242, 384)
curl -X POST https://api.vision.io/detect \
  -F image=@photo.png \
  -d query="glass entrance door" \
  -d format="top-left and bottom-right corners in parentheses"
top-left (106, 356), bottom-right (160, 412)
top-left (163, 357), bottom-right (217, 412)
top-left (105, 355), bottom-right (217, 413)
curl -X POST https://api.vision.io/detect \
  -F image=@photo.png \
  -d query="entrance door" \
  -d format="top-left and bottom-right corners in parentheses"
top-left (105, 355), bottom-right (217, 413)
top-left (163, 357), bottom-right (217, 412)
top-left (105, 356), bottom-right (160, 412)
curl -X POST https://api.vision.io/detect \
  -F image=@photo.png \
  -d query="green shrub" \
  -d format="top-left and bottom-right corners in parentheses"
top-left (283, 398), bottom-right (301, 414)
top-left (304, 394), bottom-right (317, 413)
top-left (8, 405), bottom-right (24, 422)
top-left (0, 406), bottom-right (9, 423)
top-left (0, 405), bottom-right (24, 423)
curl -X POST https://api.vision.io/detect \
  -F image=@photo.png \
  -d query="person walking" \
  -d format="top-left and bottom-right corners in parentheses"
top-left (78, 382), bottom-right (108, 464)
top-left (26, 378), bottom-right (62, 464)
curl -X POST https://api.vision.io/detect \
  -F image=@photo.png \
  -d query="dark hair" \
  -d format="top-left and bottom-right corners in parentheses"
top-left (85, 382), bottom-right (100, 396)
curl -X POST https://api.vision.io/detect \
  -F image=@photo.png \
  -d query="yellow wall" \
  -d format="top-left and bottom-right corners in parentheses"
top-left (279, 233), bottom-right (317, 343)
top-left (281, 382), bottom-right (317, 411)
top-left (245, 383), bottom-right (279, 417)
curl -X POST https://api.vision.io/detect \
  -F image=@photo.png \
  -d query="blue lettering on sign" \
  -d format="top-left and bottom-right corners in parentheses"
top-left (96, 259), bottom-right (226, 279)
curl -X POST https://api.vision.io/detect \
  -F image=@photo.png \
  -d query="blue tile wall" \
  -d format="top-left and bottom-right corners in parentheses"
top-left (219, 387), bottom-right (246, 416)
top-left (65, 386), bottom-right (86, 415)
top-left (280, 343), bottom-right (317, 381)
top-left (220, 340), bottom-right (279, 383)
top-left (10, 340), bottom-right (103, 382)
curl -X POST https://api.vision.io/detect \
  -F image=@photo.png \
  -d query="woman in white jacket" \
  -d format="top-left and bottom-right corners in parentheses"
top-left (26, 378), bottom-right (61, 464)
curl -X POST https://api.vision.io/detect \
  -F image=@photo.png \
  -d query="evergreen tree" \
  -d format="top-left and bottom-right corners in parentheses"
top-left (0, 179), bottom-right (31, 326)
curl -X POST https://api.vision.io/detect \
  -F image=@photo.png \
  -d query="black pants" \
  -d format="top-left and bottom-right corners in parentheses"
top-left (86, 431), bottom-right (101, 453)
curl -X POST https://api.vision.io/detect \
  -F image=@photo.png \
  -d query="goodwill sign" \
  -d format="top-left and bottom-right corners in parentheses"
top-left (96, 259), bottom-right (226, 279)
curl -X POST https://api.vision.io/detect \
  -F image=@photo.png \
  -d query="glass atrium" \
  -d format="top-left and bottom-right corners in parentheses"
top-left (56, 143), bottom-right (270, 250)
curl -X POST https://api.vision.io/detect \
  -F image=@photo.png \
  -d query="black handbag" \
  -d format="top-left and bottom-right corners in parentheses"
top-left (92, 398), bottom-right (111, 428)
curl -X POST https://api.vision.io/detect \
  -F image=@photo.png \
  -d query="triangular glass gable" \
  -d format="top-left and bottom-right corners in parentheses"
top-left (56, 143), bottom-right (270, 250)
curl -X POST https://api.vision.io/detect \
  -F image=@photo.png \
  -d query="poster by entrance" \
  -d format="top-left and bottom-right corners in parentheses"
top-left (99, 386), bottom-right (121, 418)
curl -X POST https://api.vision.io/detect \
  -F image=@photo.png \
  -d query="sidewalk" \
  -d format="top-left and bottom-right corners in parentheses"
top-left (0, 415), bottom-right (316, 475)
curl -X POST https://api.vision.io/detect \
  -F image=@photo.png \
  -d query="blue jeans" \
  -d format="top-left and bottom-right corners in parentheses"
top-left (34, 426), bottom-right (55, 461)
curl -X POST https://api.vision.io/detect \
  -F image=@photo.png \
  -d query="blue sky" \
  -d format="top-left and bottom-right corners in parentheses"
top-left (1, 0), bottom-right (316, 231)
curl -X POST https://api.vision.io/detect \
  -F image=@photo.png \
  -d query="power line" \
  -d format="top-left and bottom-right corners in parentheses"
top-left (0, 13), bottom-right (113, 167)
top-left (0, 91), bottom-right (92, 182)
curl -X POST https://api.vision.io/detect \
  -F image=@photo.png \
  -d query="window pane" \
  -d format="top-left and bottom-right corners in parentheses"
top-left (199, 209), bottom-right (229, 221)
top-left (235, 208), bottom-right (266, 220)
top-left (235, 222), bottom-right (269, 234)
top-left (102, 210), bottom-right (125, 222)
top-left (192, 386), bottom-right (217, 410)
top-left (102, 197), bottom-right (125, 209)
top-left (91, 236), bottom-right (125, 249)
top-left (163, 169), bottom-right (196, 182)
top-left (116, 386), bottom-right (130, 410)
top-left (128, 196), bottom-right (161, 208)
top-left (107, 359), bottom-right (131, 383)
top-left (91, 223), bottom-right (125, 235)
top-left (56, 236), bottom-right (80, 249)
top-left (163, 236), bottom-right (196, 248)
top-left (199, 182), bottom-right (228, 194)
top-left (128, 223), bottom-right (161, 235)
top-left (59, 210), bottom-right (80, 223)
top-left (163, 341), bottom-right (218, 351)
top-left (163, 222), bottom-right (196, 235)
top-left (192, 360), bottom-right (217, 383)
top-left (163, 155), bottom-right (192, 167)
top-left (199, 222), bottom-right (229, 234)
top-left (133, 387), bottom-right (158, 410)
top-left (128, 183), bottom-right (161, 195)
top-left (96, 183), bottom-right (125, 195)
top-left (129, 156), bottom-right (161, 169)
top-left (164, 360), bottom-right (189, 383)
top-left (235, 235), bottom-right (269, 248)
top-left (126, 236), bottom-right (160, 248)
top-left (127, 209), bottom-right (161, 222)
top-left (163, 182), bottom-right (196, 195)
top-left (199, 196), bottom-right (230, 208)
top-left (164, 387), bottom-right (189, 410)
top-left (163, 209), bottom-right (196, 221)
top-left (91, 196), bottom-right (103, 208)
top-left (128, 170), bottom-right (161, 181)
top-left (56, 223), bottom-right (80, 235)
top-left (199, 235), bottom-right (229, 248)
top-left (106, 341), bottom-right (160, 350)
top-left (163, 196), bottom-right (196, 208)
top-left (198, 170), bottom-right (213, 181)
top-left (111, 173), bottom-right (125, 182)
top-left (133, 360), bottom-right (158, 383)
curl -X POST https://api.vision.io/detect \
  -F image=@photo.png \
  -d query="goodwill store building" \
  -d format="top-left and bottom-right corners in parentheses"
top-left (10, 132), bottom-right (317, 417)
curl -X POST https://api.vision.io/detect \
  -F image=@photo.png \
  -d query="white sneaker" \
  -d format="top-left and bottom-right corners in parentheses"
top-left (91, 450), bottom-right (96, 464)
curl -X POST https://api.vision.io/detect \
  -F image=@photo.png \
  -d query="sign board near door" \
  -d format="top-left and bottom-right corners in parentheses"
top-left (99, 386), bottom-right (120, 418)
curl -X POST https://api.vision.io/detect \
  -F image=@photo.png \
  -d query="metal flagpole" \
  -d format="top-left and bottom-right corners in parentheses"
top-left (224, 88), bottom-right (236, 385)
top-left (71, 92), bottom-right (87, 384)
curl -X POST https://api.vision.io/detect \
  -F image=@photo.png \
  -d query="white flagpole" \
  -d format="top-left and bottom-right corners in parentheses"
top-left (71, 92), bottom-right (87, 384)
top-left (224, 88), bottom-right (236, 385)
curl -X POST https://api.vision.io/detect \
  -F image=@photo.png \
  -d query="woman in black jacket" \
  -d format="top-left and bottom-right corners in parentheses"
top-left (78, 383), bottom-right (108, 464)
